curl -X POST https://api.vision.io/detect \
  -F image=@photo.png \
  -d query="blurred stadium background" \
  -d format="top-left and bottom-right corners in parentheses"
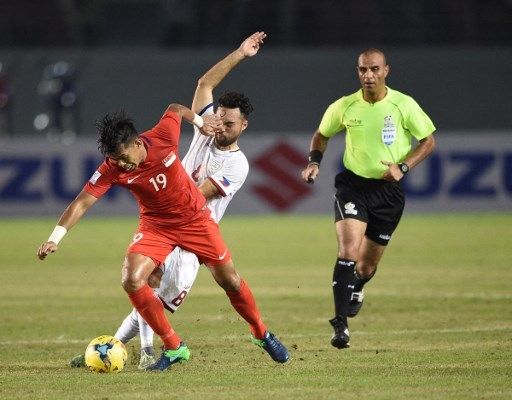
top-left (0, 0), bottom-right (511, 216)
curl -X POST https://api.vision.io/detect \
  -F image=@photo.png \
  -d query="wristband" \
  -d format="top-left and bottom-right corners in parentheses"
top-left (48, 225), bottom-right (67, 244)
top-left (309, 150), bottom-right (323, 165)
top-left (192, 114), bottom-right (204, 129)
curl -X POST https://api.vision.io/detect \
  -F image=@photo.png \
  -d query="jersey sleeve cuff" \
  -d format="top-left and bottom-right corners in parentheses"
top-left (208, 177), bottom-right (227, 197)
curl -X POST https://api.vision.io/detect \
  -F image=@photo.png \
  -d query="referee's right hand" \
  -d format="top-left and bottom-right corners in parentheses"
top-left (301, 163), bottom-right (319, 184)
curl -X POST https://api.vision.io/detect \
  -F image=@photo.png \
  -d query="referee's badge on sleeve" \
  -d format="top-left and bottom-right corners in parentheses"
top-left (381, 115), bottom-right (396, 146)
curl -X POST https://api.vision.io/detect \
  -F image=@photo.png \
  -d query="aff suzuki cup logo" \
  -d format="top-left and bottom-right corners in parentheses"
top-left (381, 115), bottom-right (396, 146)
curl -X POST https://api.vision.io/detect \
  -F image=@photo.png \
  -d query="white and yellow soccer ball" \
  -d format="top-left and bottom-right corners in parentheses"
top-left (84, 335), bottom-right (127, 373)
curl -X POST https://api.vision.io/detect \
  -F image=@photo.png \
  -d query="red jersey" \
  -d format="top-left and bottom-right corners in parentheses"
top-left (84, 111), bottom-right (207, 227)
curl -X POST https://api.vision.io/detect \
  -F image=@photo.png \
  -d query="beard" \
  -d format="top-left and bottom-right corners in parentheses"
top-left (214, 132), bottom-right (238, 148)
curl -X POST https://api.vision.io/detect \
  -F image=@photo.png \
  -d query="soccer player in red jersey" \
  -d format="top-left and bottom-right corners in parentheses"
top-left (37, 100), bottom-right (289, 369)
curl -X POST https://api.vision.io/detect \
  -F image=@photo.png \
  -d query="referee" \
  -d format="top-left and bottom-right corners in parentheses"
top-left (301, 48), bottom-right (436, 349)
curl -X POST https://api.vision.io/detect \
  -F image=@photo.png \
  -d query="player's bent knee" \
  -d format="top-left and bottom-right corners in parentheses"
top-left (209, 266), bottom-right (241, 291)
top-left (121, 274), bottom-right (144, 293)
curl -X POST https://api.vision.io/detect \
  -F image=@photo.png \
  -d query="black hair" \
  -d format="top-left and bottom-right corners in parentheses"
top-left (95, 110), bottom-right (138, 155)
top-left (217, 91), bottom-right (253, 118)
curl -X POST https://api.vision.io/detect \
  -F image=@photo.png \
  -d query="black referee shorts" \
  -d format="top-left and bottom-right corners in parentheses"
top-left (333, 169), bottom-right (405, 246)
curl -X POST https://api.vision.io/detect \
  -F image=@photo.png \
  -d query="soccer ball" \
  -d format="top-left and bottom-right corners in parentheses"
top-left (84, 335), bottom-right (127, 373)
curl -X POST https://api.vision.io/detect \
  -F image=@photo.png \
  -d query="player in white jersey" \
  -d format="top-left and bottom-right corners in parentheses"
top-left (70, 31), bottom-right (266, 369)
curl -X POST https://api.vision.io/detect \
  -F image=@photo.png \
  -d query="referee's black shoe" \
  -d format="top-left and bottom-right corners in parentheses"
top-left (329, 317), bottom-right (350, 349)
top-left (348, 289), bottom-right (365, 318)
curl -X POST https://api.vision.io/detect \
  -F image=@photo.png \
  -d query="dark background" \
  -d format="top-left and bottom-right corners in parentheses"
top-left (2, 0), bottom-right (511, 48)
top-left (0, 0), bottom-right (511, 136)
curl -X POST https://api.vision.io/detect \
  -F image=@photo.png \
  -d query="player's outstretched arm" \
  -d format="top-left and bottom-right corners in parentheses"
top-left (37, 190), bottom-right (98, 260)
top-left (192, 31), bottom-right (266, 113)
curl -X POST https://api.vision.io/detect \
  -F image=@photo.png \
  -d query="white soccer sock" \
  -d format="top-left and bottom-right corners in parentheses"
top-left (114, 308), bottom-right (140, 344)
top-left (137, 311), bottom-right (155, 349)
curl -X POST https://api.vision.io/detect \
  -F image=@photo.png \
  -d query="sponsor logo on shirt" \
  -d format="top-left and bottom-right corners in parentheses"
top-left (89, 171), bottom-right (101, 184)
top-left (127, 175), bottom-right (140, 184)
top-left (347, 118), bottom-right (363, 127)
top-left (344, 202), bottom-right (358, 215)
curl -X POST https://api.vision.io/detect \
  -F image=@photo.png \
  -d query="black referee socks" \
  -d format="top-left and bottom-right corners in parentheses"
top-left (332, 258), bottom-right (356, 325)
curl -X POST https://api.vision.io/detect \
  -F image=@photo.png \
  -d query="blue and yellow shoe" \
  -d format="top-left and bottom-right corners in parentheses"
top-left (145, 343), bottom-right (190, 371)
top-left (251, 331), bottom-right (289, 363)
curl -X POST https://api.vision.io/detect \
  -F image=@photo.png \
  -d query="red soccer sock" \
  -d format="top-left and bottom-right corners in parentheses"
top-left (128, 284), bottom-right (181, 349)
top-left (226, 279), bottom-right (267, 339)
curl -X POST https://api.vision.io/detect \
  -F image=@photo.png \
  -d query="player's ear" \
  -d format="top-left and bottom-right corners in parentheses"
top-left (241, 119), bottom-right (248, 132)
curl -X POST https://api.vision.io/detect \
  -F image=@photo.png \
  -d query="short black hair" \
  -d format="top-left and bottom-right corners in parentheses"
top-left (217, 91), bottom-right (253, 118)
top-left (96, 110), bottom-right (138, 156)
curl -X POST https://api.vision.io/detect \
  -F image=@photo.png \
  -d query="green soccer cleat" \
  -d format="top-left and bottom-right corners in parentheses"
top-left (69, 354), bottom-right (86, 368)
top-left (145, 343), bottom-right (190, 371)
top-left (251, 331), bottom-right (289, 363)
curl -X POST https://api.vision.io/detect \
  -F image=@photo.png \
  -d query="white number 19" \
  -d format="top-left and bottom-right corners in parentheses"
top-left (149, 173), bottom-right (167, 191)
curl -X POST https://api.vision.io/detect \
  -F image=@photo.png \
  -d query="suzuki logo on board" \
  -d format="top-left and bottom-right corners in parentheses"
top-left (251, 142), bottom-right (311, 211)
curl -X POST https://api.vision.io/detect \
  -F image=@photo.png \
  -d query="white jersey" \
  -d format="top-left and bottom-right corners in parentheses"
top-left (156, 103), bottom-right (249, 311)
top-left (182, 103), bottom-right (249, 222)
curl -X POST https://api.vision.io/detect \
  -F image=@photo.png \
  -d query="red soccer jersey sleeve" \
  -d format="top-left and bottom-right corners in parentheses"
top-left (152, 110), bottom-right (181, 147)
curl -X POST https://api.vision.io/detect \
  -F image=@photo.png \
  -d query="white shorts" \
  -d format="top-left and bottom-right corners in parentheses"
top-left (155, 247), bottom-right (200, 312)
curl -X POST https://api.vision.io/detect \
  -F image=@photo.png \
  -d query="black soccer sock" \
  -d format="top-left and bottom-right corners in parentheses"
top-left (353, 269), bottom-right (374, 292)
top-left (332, 258), bottom-right (356, 325)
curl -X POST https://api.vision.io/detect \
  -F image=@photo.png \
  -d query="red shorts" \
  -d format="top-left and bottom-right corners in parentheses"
top-left (127, 213), bottom-right (231, 267)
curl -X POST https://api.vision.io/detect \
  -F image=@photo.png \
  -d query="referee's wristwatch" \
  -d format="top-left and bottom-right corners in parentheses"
top-left (398, 162), bottom-right (410, 174)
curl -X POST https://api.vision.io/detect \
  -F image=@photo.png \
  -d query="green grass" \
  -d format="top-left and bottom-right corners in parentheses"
top-left (1, 213), bottom-right (511, 399)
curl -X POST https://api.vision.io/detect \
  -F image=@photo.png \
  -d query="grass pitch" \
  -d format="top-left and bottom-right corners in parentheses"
top-left (0, 213), bottom-right (511, 399)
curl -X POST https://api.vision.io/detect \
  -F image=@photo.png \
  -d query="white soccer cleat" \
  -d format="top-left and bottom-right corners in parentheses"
top-left (138, 348), bottom-right (156, 370)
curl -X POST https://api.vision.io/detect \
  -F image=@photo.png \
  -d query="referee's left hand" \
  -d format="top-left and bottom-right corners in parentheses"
top-left (381, 160), bottom-right (404, 182)
top-left (301, 163), bottom-right (319, 184)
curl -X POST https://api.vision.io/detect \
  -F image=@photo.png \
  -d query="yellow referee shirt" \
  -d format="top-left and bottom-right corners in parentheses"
top-left (319, 87), bottom-right (435, 179)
